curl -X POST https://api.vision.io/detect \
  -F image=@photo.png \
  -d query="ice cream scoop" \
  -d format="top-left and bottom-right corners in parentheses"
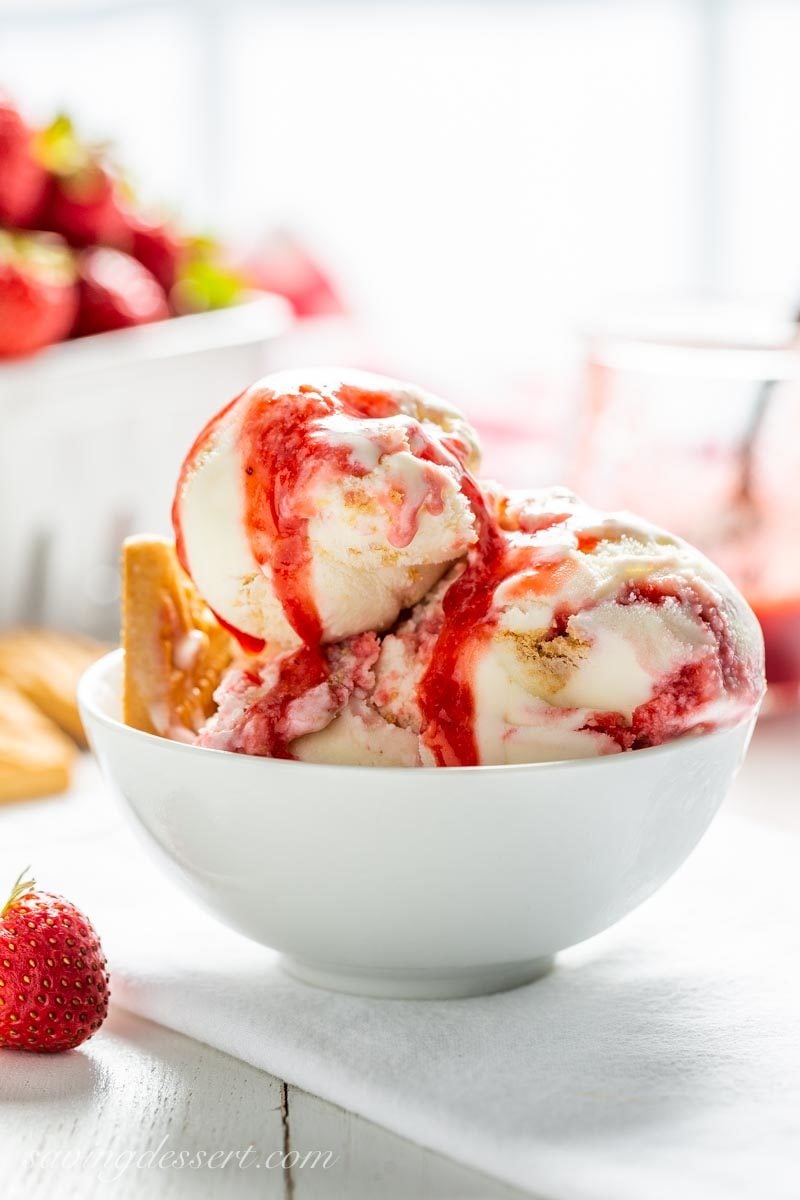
top-left (198, 484), bottom-right (765, 767)
top-left (173, 369), bottom-right (480, 652)
top-left (371, 485), bottom-right (765, 765)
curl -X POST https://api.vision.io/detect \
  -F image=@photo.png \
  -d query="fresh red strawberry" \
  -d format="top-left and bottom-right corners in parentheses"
top-left (74, 246), bottom-right (169, 336)
top-left (0, 869), bottom-right (109, 1053)
top-left (36, 115), bottom-right (133, 249)
top-left (129, 216), bottom-right (184, 294)
top-left (0, 94), bottom-right (48, 227)
top-left (0, 230), bottom-right (78, 358)
top-left (46, 165), bottom-right (132, 249)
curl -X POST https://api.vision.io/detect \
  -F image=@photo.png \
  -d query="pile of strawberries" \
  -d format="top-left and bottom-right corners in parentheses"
top-left (0, 93), bottom-right (246, 358)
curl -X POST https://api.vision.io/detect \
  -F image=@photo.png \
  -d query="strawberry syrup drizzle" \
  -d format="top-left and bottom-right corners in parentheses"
top-left (581, 658), bottom-right (721, 752)
top-left (417, 485), bottom-right (583, 767)
top-left (209, 609), bottom-right (266, 656)
top-left (575, 531), bottom-right (600, 554)
top-left (244, 647), bottom-right (329, 760)
top-left (231, 384), bottom-right (409, 755)
top-left (615, 578), bottom-right (754, 697)
top-left (385, 470), bottom-right (446, 549)
top-left (416, 475), bottom-right (506, 766)
top-left (579, 578), bottom-right (759, 751)
top-left (237, 384), bottom-right (410, 648)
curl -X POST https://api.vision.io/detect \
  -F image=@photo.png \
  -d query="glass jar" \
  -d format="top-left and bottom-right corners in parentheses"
top-left (573, 308), bottom-right (800, 710)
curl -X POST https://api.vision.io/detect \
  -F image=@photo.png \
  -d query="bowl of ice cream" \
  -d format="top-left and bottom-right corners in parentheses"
top-left (80, 369), bottom-right (765, 997)
top-left (81, 656), bottom-right (757, 998)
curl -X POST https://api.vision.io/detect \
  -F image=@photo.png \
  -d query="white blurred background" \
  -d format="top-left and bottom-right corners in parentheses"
top-left (3, 0), bottom-right (800, 369)
top-left (2, 0), bottom-right (800, 699)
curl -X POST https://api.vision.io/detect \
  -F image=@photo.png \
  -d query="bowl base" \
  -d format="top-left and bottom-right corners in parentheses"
top-left (280, 954), bottom-right (555, 1000)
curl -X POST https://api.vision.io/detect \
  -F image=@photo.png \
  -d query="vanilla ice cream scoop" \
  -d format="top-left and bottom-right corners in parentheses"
top-left (172, 369), bottom-right (480, 650)
top-left (368, 484), bottom-right (766, 765)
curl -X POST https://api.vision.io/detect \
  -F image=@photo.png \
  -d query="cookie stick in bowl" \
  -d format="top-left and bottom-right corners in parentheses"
top-left (121, 536), bottom-right (236, 741)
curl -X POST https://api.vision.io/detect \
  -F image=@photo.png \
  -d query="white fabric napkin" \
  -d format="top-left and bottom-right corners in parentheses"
top-left (2, 754), bottom-right (799, 1200)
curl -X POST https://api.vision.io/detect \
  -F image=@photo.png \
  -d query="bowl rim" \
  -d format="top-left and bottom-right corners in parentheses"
top-left (79, 648), bottom-right (760, 778)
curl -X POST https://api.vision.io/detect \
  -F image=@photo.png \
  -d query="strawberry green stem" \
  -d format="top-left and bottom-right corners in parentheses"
top-left (1, 866), bottom-right (35, 917)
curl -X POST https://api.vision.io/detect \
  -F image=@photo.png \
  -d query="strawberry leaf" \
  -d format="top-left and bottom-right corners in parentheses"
top-left (172, 239), bottom-right (247, 313)
top-left (1, 866), bottom-right (35, 918)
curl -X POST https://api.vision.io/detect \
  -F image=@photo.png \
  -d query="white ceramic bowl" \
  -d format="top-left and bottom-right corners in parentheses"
top-left (80, 650), bottom-right (757, 999)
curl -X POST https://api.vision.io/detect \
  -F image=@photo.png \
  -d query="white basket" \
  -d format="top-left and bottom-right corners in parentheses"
top-left (0, 293), bottom-right (291, 639)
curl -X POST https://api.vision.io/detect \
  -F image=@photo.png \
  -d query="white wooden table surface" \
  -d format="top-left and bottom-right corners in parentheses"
top-left (1, 710), bottom-right (797, 1200)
